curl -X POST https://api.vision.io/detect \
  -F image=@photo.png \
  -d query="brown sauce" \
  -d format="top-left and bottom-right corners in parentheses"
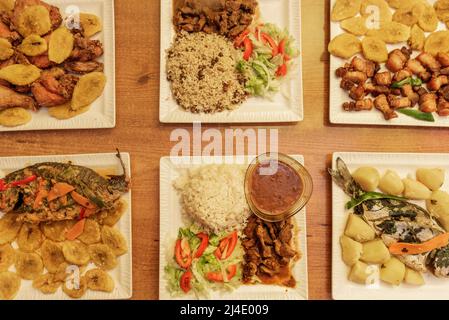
top-left (250, 161), bottom-right (303, 215)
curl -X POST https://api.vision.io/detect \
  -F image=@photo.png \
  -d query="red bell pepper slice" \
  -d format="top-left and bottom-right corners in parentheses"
top-left (175, 238), bottom-right (192, 269)
top-left (276, 63), bottom-right (288, 77)
top-left (180, 270), bottom-right (193, 293)
top-left (10, 175), bottom-right (37, 187)
top-left (0, 179), bottom-right (7, 191)
top-left (234, 29), bottom-right (250, 48)
top-left (194, 233), bottom-right (209, 258)
top-left (261, 32), bottom-right (279, 57)
top-left (243, 37), bottom-right (253, 61)
top-left (206, 265), bottom-right (237, 282)
top-left (215, 231), bottom-right (238, 260)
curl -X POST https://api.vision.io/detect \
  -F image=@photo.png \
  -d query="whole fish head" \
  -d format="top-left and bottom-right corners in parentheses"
top-left (328, 157), bottom-right (364, 199)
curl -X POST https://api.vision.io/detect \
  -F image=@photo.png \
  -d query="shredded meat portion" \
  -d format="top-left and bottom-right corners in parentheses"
top-left (242, 215), bottom-right (298, 288)
top-left (173, 0), bottom-right (258, 39)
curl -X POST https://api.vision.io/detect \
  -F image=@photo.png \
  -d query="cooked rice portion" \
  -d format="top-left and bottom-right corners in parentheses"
top-left (166, 32), bottom-right (247, 113)
top-left (174, 165), bottom-right (250, 233)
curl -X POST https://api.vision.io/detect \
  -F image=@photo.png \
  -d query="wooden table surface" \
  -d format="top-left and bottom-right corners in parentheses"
top-left (1, 0), bottom-right (448, 300)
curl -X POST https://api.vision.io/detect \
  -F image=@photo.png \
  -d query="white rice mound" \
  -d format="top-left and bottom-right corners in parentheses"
top-left (174, 165), bottom-right (250, 233)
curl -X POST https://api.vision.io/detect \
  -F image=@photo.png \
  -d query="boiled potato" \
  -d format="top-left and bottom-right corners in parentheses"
top-left (404, 268), bottom-right (425, 286)
top-left (340, 235), bottom-right (363, 266)
top-left (345, 214), bottom-right (376, 242)
top-left (353, 167), bottom-right (380, 192)
top-left (348, 261), bottom-right (376, 285)
top-left (426, 190), bottom-right (449, 231)
top-left (0, 108), bottom-right (32, 127)
top-left (361, 239), bottom-right (390, 264)
top-left (416, 168), bottom-right (445, 191)
top-left (380, 257), bottom-right (405, 286)
top-left (379, 170), bottom-right (404, 195)
top-left (403, 178), bottom-right (432, 200)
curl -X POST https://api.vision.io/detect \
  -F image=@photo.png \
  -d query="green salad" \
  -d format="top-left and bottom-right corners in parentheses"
top-left (165, 225), bottom-right (243, 299)
top-left (234, 23), bottom-right (300, 98)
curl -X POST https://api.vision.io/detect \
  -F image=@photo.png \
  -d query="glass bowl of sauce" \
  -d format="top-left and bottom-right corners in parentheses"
top-left (244, 153), bottom-right (313, 222)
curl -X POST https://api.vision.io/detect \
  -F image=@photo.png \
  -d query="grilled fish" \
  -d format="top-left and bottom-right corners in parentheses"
top-left (0, 152), bottom-right (129, 223)
top-left (329, 157), bottom-right (449, 277)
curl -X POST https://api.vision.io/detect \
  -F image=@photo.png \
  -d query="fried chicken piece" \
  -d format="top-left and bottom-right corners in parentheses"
top-left (394, 69), bottom-right (412, 82)
top-left (364, 83), bottom-right (390, 97)
top-left (388, 94), bottom-right (411, 109)
top-left (0, 51), bottom-right (29, 69)
top-left (0, 84), bottom-right (36, 111)
top-left (28, 54), bottom-right (54, 69)
top-left (417, 52), bottom-right (441, 73)
top-left (350, 56), bottom-right (377, 77)
top-left (349, 85), bottom-right (365, 100)
top-left (427, 75), bottom-right (449, 92)
top-left (437, 97), bottom-right (449, 116)
top-left (440, 67), bottom-right (449, 75)
top-left (406, 59), bottom-right (426, 76)
top-left (437, 53), bottom-right (449, 67)
top-left (401, 84), bottom-right (419, 106)
top-left (12, 0), bottom-right (62, 33)
top-left (70, 34), bottom-right (103, 62)
top-left (343, 71), bottom-right (367, 85)
top-left (374, 94), bottom-right (398, 120)
top-left (374, 71), bottom-right (392, 86)
top-left (343, 99), bottom-right (373, 111)
top-left (335, 66), bottom-right (348, 78)
top-left (340, 78), bottom-right (355, 91)
top-left (31, 68), bottom-right (78, 107)
top-left (63, 61), bottom-right (104, 74)
top-left (386, 49), bottom-right (408, 72)
top-left (419, 92), bottom-right (437, 113)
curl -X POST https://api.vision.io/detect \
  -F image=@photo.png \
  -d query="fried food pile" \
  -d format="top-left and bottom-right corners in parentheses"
top-left (0, 205), bottom-right (128, 299)
top-left (0, 0), bottom-right (106, 127)
top-left (242, 215), bottom-right (299, 288)
top-left (173, 0), bottom-right (258, 39)
top-left (337, 48), bottom-right (449, 120)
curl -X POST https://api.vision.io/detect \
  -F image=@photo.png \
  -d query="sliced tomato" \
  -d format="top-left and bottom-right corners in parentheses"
top-left (215, 231), bottom-right (238, 260)
top-left (194, 233), bottom-right (209, 258)
top-left (234, 29), bottom-right (250, 48)
top-left (243, 37), bottom-right (253, 61)
top-left (278, 38), bottom-right (286, 55)
top-left (175, 238), bottom-right (192, 269)
top-left (180, 270), bottom-right (193, 293)
top-left (261, 32), bottom-right (279, 57)
top-left (276, 63), bottom-right (288, 77)
top-left (206, 265), bottom-right (238, 283)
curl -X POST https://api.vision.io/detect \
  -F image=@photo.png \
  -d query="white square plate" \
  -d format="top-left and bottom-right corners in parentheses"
top-left (1, 0), bottom-right (115, 132)
top-left (332, 152), bottom-right (449, 300)
top-left (159, 0), bottom-right (303, 123)
top-left (329, 0), bottom-right (449, 127)
top-left (0, 152), bottom-right (132, 300)
top-left (159, 155), bottom-right (308, 300)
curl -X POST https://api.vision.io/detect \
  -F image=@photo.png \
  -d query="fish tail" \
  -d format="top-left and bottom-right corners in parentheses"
top-left (107, 149), bottom-right (129, 193)
top-left (328, 157), bottom-right (363, 198)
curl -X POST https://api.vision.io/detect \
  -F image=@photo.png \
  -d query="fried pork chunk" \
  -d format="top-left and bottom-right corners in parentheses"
top-left (335, 45), bottom-right (449, 119)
